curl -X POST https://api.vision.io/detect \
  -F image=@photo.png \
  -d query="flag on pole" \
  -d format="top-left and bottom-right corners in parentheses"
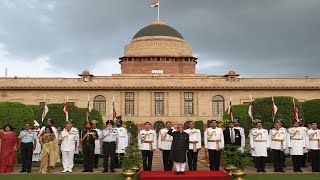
top-left (248, 94), bottom-right (254, 122)
top-left (112, 96), bottom-right (117, 120)
top-left (63, 97), bottom-right (69, 122)
top-left (150, 1), bottom-right (159, 7)
top-left (293, 98), bottom-right (299, 122)
top-left (228, 97), bottom-right (234, 121)
top-left (86, 95), bottom-right (92, 122)
top-left (41, 102), bottom-right (49, 123)
top-left (272, 96), bottom-right (278, 122)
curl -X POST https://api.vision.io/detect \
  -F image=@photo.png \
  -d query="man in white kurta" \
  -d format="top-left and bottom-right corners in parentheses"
top-left (250, 121), bottom-right (269, 172)
top-left (158, 121), bottom-right (174, 171)
top-left (32, 120), bottom-right (41, 162)
top-left (91, 120), bottom-right (101, 168)
top-left (184, 121), bottom-right (201, 171)
top-left (115, 120), bottom-right (128, 168)
top-left (60, 121), bottom-right (78, 173)
top-left (138, 122), bottom-right (157, 171)
top-left (287, 121), bottom-right (305, 172)
top-left (204, 120), bottom-right (224, 171)
top-left (269, 122), bottom-right (287, 172)
top-left (306, 122), bottom-right (320, 172)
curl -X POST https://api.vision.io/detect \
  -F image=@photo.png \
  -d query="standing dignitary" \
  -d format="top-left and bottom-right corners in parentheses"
top-left (32, 120), bottom-right (41, 162)
top-left (101, 120), bottom-right (118, 173)
top-left (234, 118), bottom-right (246, 152)
top-left (138, 122), bottom-right (157, 171)
top-left (204, 120), bottom-right (224, 171)
top-left (250, 121), bottom-right (269, 172)
top-left (91, 120), bottom-right (101, 169)
top-left (158, 121), bottom-right (174, 171)
top-left (287, 121), bottom-right (305, 172)
top-left (60, 121), bottom-right (78, 173)
top-left (80, 121), bottom-right (98, 172)
top-left (306, 122), bottom-right (320, 172)
top-left (168, 124), bottom-right (189, 175)
top-left (40, 118), bottom-right (58, 141)
top-left (18, 122), bottom-right (37, 173)
top-left (114, 119), bottom-right (128, 168)
top-left (184, 121), bottom-right (201, 171)
top-left (269, 122), bottom-right (287, 172)
top-left (223, 121), bottom-right (242, 147)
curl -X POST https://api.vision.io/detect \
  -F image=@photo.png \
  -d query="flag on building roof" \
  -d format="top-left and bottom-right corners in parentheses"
top-left (150, 1), bottom-right (159, 8)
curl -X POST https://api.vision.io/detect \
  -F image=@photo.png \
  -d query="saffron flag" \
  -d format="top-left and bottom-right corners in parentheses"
top-left (272, 96), bottom-right (278, 122)
top-left (150, 1), bottom-right (159, 7)
top-left (41, 103), bottom-right (49, 122)
top-left (63, 100), bottom-right (69, 122)
top-left (86, 95), bottom-right (92, 122)
top-left (293, 98), bottom-right (299, 122)
top-left (248, 94), bottom-right (254, 121)
top-left (228, 97), bottom-right (233, 121)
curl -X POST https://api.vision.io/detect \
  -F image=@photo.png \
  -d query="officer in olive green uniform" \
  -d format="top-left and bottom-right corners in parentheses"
top-left (81, 121), bottom-right (98, 172)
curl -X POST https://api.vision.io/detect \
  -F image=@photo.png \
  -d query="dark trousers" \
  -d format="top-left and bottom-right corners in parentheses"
top-left (115, 153), bottom-right (124, 168)
top-left (103, 142), bottom-right (116, 171)
top-left (302, 152), bottom-right (308, 166)
top-left (83, 143), bottom-right (95, 171)
top-left (94, 154), bottom-right (99, 168)
top-left (292, 155), bottom-right (302, 171)
top-left (162, 150), bottom-right (173, 171)
top-left (310, 150), bottom-right (320, 171)
top-left (21, 142), bottom-right (33, 172)
top-left (208, 149), bottom-right (221, 171)
top-left (255, 157), bottom-right (266, 171)
top-left (272, 149), bottom-right (284, 171)
top-left (187, 149), bottom-right (198, 171)
top-left (141, 150), bottom-right (153, 171)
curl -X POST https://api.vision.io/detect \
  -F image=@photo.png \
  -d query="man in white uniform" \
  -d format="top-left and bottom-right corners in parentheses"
top-left (114, 119), bottom-right (128, 168)
top-left (184, 121), bottom-right (201, 171)
top-left (204, 120), bottom-right (224, 171)
top-left (60, 121), bottom-right (78, 173)
top-left (306, 122), bottom-right (320, 172)
top-left (91, 120), bottom-right (101, 169)
top-left (158, 121), bottom-right (174, 171)
top-left (250, 121), bottom-right (269, 172)
top-left (138, 122), bottom-right (157, 171)
top-left (32, 120), bottom-right (41, 162)
top-left (269, 122), bottom-right (287, 172)
top-left (287, 121), bottom-right (305, 172)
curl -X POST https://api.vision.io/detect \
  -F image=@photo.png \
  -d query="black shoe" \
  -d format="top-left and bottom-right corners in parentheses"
top-left (82, 170), bottom-right (88, 172)
top-left (88, 170), bottom-right (93, 172)
top-left (27, 170), bottom-right (31, 173)
top-left (302, 165), bottom-right (307, 168)
top-left (94, 166), bottom-right (98, 169)
top-left (298, 170), bottom-right (303, 172)
top-left (316, 170), bottom-right (320, 172)
top-left (279, 170), bottom-right (285, 173)
top-left (181, 172), bottom-right (186, 175)
top-left (175, 172), bottom-right (180, 175)
top-left (20, 170), bottom-right (26, 173)
top-left (111, 170), bottom-right (116, 173)
top-left (102, 170), bottom-right (108, 173)
top-left (256, 169), bottom-right (261, 172)
top-left (261, 170), bottom-right (267, 172)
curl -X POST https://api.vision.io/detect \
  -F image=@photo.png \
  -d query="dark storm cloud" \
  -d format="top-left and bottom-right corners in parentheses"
top-left (0, 0), bottom-right (319, 77)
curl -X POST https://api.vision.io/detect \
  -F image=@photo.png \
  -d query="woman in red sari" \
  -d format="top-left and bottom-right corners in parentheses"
top-left (0, 125), bottom-right (18, 173)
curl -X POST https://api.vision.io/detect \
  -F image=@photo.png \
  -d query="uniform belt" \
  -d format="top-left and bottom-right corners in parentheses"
top-left (309, 139), bottom-right (319, 141)
top-left (21, 142), bottom-right (33, 144)
top-left (103, 141), bottom-right (116, 143)
top-left (190, 141), bottom-right (198, 152)
top-left (163, 140), bottom-right (172, 142)
top-left (272, 139), bottom-right (285, 151)
top-left (254, 140), bottom-right (266, 142)
top-left (143, 141), bottom-right (153, 151)
top-left (189, 141), bottom-right (198, 143)
top-left (207, 140), bottom-right (221, 150)
top-left (291, 138), bottom-right (302, 140)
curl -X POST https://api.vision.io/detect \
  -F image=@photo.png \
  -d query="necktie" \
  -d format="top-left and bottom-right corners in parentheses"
top-left (231, 128), bottom-right (235, 143)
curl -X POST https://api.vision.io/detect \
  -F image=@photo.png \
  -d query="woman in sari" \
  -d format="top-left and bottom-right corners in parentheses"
top-left (0, 125), bottom-right (18, 173)
top-left (39, 126), bottom-right (60, 174)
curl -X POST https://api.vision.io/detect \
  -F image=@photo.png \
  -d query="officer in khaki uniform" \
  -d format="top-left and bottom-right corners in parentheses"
top-left (269, 122), bottom-right (287, 172)
top-left (80, 121), bottom-right (98, 172)
top-left (204, 120), bottom-right (224, 171)
top-left (158, 121), bottom-right (174, 171)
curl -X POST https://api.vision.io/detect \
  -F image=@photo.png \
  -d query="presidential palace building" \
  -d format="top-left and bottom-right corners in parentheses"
top-left (1, 21), bottom-right (320, 124)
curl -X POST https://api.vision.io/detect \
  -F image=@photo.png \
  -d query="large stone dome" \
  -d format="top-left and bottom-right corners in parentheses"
top-left (124, 21), bottom-right (192, 57)
top-left (132, 21), bottom-right (184, 40)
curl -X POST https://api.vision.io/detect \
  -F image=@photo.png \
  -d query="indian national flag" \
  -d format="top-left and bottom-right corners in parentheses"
top-left (150, 1), bottom-right (159, 8)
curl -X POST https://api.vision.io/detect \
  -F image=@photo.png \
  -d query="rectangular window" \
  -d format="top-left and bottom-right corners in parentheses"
top-left (155, 92), bottom-right (164, 115)
top-left (184, 92), bottom-right (194, 115)
top-left (125, 92), bottom-right (135, 115)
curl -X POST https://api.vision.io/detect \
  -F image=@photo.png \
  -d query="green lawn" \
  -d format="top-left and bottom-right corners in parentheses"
top-left (0, 174), bottom-right (319, 180)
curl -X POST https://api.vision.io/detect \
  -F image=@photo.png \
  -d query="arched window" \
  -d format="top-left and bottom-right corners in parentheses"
top-left (212, 95), bottom-right (225, 116)
top-left (93, 95), bottom-right (106, 115)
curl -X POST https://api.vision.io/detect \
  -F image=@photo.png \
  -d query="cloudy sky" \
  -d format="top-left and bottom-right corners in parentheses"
top-left (0, 0), bottom-right (319, 78)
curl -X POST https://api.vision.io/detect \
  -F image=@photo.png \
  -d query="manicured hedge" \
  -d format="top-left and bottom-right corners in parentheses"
top-left (302, 99), bottom-right (320, 124)
top-left (223, 104), bottom-right (252, 134)
top-left (0, 102), bottom-right (35, 131)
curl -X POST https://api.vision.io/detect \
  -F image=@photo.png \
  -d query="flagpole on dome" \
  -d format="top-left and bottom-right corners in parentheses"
top-left (158, 1), bottom-right (160, 21)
